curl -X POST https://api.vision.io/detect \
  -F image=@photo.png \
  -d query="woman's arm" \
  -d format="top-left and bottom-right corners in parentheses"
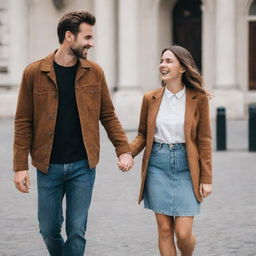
top-left (197, 94), bottom-right (212, 185)
top-left (130, 95), bottom-right (149, 157)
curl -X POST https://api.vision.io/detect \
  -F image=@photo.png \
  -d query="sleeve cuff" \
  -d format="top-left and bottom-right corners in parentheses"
top-left (200, 176), bottom-right (212, 184)
top-left (115, 144), bottom-right (132, 157)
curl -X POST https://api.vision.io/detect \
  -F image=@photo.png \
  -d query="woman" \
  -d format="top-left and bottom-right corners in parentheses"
top-left (121, 45), bottom-right (212, 256)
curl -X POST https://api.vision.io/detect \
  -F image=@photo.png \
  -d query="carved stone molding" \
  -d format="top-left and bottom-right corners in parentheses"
top-left (52, 0), bottom-right (65, 10)
top-left (201, 0), bottom-right (215, 13)
top-left (240, 0), bottom-right (254, 15)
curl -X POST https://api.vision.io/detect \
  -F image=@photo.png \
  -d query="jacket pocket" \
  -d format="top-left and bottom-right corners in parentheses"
top-left (33, 89), bottom-right (49, 95)
top-left (82, 84), bottom-right (100, 92)
top-left (33, 90), bottom-right (49, 115)
top-left (83, 85), bottom-right (101, 110)
top-left (33, 82), bottom-right (50, 94)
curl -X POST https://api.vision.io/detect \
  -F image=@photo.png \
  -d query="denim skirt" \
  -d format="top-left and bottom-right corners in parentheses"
top-left (143, 142), bottom-right (200, 216)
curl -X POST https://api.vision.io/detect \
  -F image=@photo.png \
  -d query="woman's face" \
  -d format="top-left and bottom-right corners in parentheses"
top-left (159, 50), bottom-right (184, 83)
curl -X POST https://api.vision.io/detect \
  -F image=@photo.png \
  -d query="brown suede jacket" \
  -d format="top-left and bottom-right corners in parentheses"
top-left (13, 52), bottom-right (130, 172)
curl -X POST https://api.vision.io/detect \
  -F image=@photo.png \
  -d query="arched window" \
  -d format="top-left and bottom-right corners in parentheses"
top-left (249, 0), bottom-right (256, 15)
top-left (172, 0), bottom-right (202, 71)
top-left (249, 0), bottom-right (256, 90)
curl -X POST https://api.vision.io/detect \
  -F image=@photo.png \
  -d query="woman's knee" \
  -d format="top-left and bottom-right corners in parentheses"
top-left (175, 228), bottom-right (192, 243)
top-left (156, 214), bottom-right (175, 239)
top-left (157, 222), bottom-right (174, 239)
top-left (174, 217), bottom-right (194, 243)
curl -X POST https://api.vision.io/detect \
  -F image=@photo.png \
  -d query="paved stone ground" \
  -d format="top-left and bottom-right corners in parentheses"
top-left (0, 118), bottom-right (255, 256)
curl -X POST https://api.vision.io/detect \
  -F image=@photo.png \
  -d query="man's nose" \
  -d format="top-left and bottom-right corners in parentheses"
top-left (89, 39), bottom-right (94, 47)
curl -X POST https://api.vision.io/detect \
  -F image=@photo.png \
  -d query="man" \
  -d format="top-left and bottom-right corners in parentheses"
top-left (13, 10), bottom-right (133, 256)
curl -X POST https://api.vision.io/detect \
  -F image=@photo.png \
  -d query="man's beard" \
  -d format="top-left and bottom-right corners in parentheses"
top-left (70, 46), bottom-right (88, 60)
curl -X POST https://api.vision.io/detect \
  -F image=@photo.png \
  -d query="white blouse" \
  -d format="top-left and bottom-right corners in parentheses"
top-left (154, 87), bottom-right (186, 144)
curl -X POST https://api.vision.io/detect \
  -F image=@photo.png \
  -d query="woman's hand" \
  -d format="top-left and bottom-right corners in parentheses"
top-left (117, 153), bottom-right (134, 172)
top-left (199, 183), bottom-right (212, 198)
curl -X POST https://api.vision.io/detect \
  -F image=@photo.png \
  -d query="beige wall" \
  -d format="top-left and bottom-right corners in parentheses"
top-left (138, 0), bottom-right (160, 91)
top-left (28, 0), bottom-right (93, 62)
top-left (0, 0), bottom-right (255, 119)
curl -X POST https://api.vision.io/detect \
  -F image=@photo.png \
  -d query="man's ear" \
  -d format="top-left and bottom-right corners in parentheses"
top-left (65, 31), bottom-right (74, 42)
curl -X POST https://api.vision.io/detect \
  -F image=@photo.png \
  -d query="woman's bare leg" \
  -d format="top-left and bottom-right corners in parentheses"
top-left (174, 216), bottom-right (195, 256)
top-left (155, 213), bottom-right (177, 256)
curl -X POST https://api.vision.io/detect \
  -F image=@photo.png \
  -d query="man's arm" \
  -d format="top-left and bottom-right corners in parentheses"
top-left (98, 68), bottom-right (130, 154)
top-left (98, 68), bottom-right (133, 170)
top-left (13, 69), bottom-right (33, 192)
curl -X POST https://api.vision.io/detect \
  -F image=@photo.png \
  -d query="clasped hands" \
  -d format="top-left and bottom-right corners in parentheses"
top-left (117, 153), bottom-right (134, 172)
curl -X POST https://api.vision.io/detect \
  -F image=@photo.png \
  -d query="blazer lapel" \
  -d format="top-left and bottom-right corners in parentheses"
top-left (184, 87), bottom-right (199, 140)
top-left (147, 87), bottom-right (165, 143)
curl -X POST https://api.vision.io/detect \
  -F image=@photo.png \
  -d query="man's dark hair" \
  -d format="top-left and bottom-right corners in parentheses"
top-left (57, 10), bottom-right (96, 44)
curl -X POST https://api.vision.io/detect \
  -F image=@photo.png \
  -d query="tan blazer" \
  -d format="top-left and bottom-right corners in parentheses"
top-left (130, 86), bottom-right (212, 203)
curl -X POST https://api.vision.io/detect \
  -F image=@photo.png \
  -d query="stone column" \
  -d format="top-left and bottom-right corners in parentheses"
top-left (94, 0), bottom-right (117, 91)
top-left (8, 0), bottom-right (29, 85)
top-left (215, 0), bottom-right (236, 88)
top-left (113, 0), bottom-right (143, 130)
top-left (201, 0), bottom-right (215, 90)
top-left (118, 0), bottom-right (139, 90)
top-left (0, 0), bottom-right (28, 117)
top-left (213, 0), bottom-right (244, 118)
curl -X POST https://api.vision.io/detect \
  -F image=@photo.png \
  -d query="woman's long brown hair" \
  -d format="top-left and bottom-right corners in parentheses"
top-left (161, 45), bottom-right (206, 94)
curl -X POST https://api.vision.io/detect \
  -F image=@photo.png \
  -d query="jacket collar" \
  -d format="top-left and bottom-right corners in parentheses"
top-left (39, 50), bottom-right (91, 72)
top-left (152, 87), bottom-right (165, 100)
top-left (185, 86), bottom-right (199, 100)
top-left (151, 86), bottom-right (198, 101)
top-left (165, 86), bottom-right (185, 100)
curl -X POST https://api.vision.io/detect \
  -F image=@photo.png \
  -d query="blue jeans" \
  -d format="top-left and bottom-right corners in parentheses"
top-left (37, 159), bottom-right (95, 256)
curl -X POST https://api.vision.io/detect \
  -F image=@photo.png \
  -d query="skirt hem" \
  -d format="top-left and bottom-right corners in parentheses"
top-left (144, 206), bottom-right (200, 217)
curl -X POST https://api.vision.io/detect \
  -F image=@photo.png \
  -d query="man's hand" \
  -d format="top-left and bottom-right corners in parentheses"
top-left (199, 183), bottom-right (212, 198)
top-left (118, 153), bottom-right (134, 172)
top-left (14, 170), bottom-right (30, 193)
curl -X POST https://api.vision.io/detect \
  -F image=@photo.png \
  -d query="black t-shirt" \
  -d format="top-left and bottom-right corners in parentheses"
top-left (50, 61), bottom-right (87, 163)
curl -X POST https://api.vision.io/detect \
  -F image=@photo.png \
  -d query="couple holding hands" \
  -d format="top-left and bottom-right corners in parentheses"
top-left (13, 10), bottom-right (212, 256)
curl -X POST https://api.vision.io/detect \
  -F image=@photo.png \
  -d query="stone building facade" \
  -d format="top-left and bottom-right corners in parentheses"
top-left (0, 0), bottom-right (255, 129)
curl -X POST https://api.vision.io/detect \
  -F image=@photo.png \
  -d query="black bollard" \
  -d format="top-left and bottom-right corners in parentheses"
top-left (216, 107), bottom-right (226, 151)
top-left (249, 104), bottom-right (256, 152)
